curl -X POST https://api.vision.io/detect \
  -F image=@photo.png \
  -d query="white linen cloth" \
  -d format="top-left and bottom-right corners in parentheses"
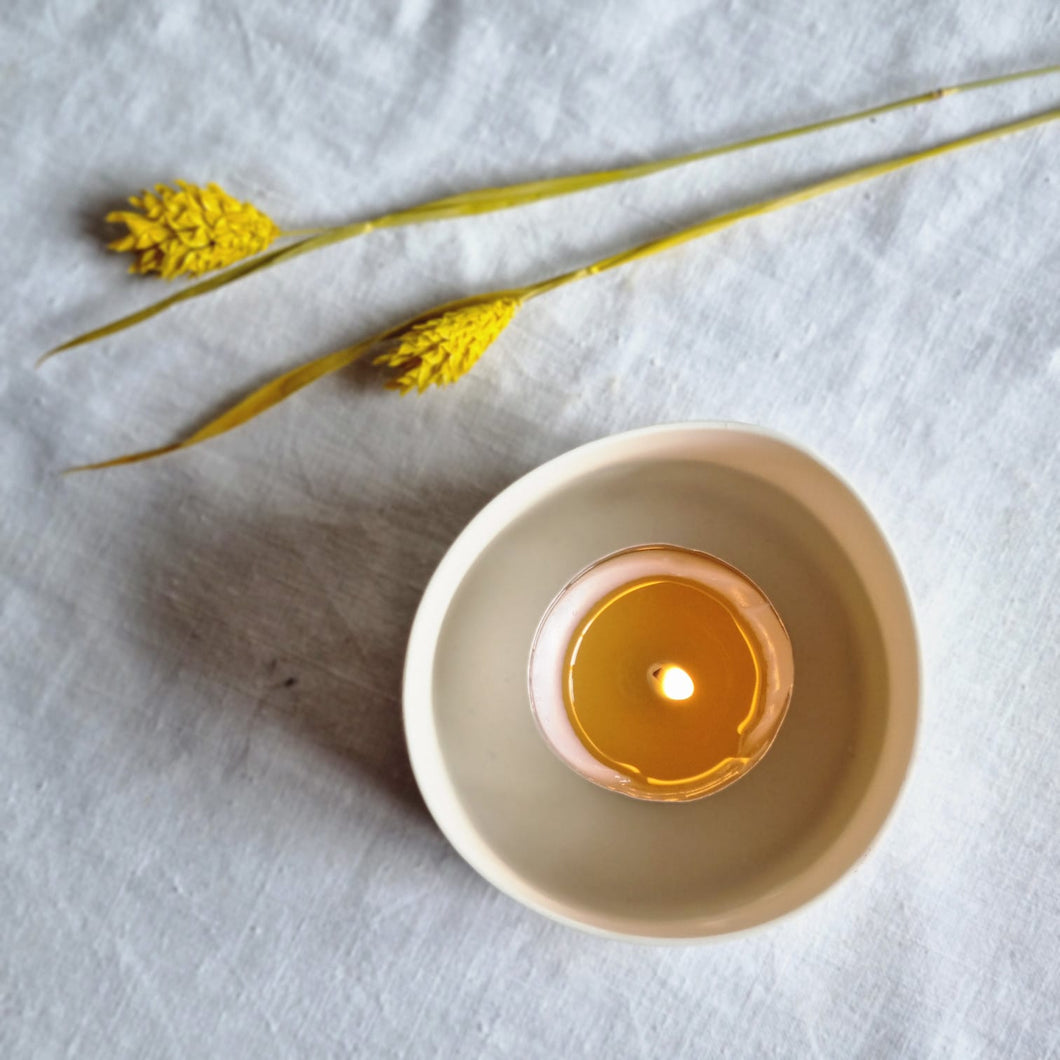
top-left (2, 1), bottom-right (1058, 1055)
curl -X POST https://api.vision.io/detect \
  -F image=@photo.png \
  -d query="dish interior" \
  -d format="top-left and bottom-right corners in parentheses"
top-left (431, 457), bottom-right (889, 930)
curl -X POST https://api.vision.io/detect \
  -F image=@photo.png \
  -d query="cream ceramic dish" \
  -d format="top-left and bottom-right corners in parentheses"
top-left (402, 423), bottom-right (919, 941)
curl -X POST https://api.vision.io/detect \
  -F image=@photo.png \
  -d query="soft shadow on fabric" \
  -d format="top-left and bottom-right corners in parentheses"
top-left (128, 471), bottom-right (529, 818)
top-left (77, 189), bottom-right (138, 246)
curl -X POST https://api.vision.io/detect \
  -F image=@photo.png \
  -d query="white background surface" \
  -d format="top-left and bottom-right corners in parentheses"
top-left (3, 2), bottom-right (1059, 1056)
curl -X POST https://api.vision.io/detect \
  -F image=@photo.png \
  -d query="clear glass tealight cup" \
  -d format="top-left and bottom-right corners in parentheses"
top-left (527, 544), bottom-right (795, 802)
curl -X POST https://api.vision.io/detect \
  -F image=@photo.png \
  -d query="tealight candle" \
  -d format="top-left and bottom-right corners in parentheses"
top-left (528, 545), bottom-right (794, 801)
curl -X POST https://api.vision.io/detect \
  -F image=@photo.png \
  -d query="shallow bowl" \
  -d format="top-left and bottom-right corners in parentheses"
top-left (403, 422), bottom-right (919, 941)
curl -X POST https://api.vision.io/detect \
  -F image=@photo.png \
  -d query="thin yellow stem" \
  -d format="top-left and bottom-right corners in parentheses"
top-left (38, 221), bottom-right (379, 363)
top-left (277, 227), bottom-right (331, 237)
top-left (377, 62), bottom-right (1060, 224)
top-left (65, 339), bottom-right (376, 472)
top-left (42, 62), bottom-right (1060, 361)
top-left (69, 105), bottom-right (1059, 472)
top-left (525, 106), bottom-right (1060, 297)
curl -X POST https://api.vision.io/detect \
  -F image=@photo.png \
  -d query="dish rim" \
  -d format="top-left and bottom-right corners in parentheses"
top-left (402, 421), bottom-right (920, 942)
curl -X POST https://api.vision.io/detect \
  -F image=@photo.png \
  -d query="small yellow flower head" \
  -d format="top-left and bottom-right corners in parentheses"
top-left (106, 181), bottom-right (281, 279)
top-left (373, 297), bottom-right (522, 394)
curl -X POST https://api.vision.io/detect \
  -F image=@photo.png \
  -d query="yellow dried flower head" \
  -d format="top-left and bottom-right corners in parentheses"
top-left (373, 297), bottom-right (522, 394)
top-left (106, 181), bottom-right (281, 279)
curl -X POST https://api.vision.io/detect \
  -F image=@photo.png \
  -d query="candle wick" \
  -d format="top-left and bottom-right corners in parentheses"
top-left (650, 663), bottom-right (695, 701)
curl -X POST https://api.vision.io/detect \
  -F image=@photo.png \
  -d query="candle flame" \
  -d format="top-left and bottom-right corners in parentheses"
top-left (654, 664), bottom-right (694, 701)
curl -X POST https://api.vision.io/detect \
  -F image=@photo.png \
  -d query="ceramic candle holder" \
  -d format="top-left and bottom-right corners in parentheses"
top-left (402, 423), bottom-right (919, 941)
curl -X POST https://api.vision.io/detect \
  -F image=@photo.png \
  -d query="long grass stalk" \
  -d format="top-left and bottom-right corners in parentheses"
top-left (68, 106), bottom-right (1060, 472)
top-left (42, 63), bottom-right (1059, 364)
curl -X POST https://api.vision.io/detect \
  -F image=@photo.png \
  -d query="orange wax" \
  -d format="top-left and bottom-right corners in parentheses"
top-left (563, 575), bottom-right (762, 788)
top-left (528, 544), bottom-right (793, 801)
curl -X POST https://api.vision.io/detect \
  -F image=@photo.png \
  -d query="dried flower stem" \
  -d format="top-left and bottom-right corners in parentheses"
top-left (42, 63), bottom-right (1059, 362)
top-left (524, 105), bottom-right (1060, 295)
top-left (68, 106), bottom-right (1059, 473)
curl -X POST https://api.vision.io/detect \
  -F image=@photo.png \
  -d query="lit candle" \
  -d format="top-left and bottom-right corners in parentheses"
top-left (528, 545), bottom-right (794, 801)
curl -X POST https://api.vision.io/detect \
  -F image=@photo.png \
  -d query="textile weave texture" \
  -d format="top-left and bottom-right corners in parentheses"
top-left (2, 1), bottom-right (1058, 1056)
